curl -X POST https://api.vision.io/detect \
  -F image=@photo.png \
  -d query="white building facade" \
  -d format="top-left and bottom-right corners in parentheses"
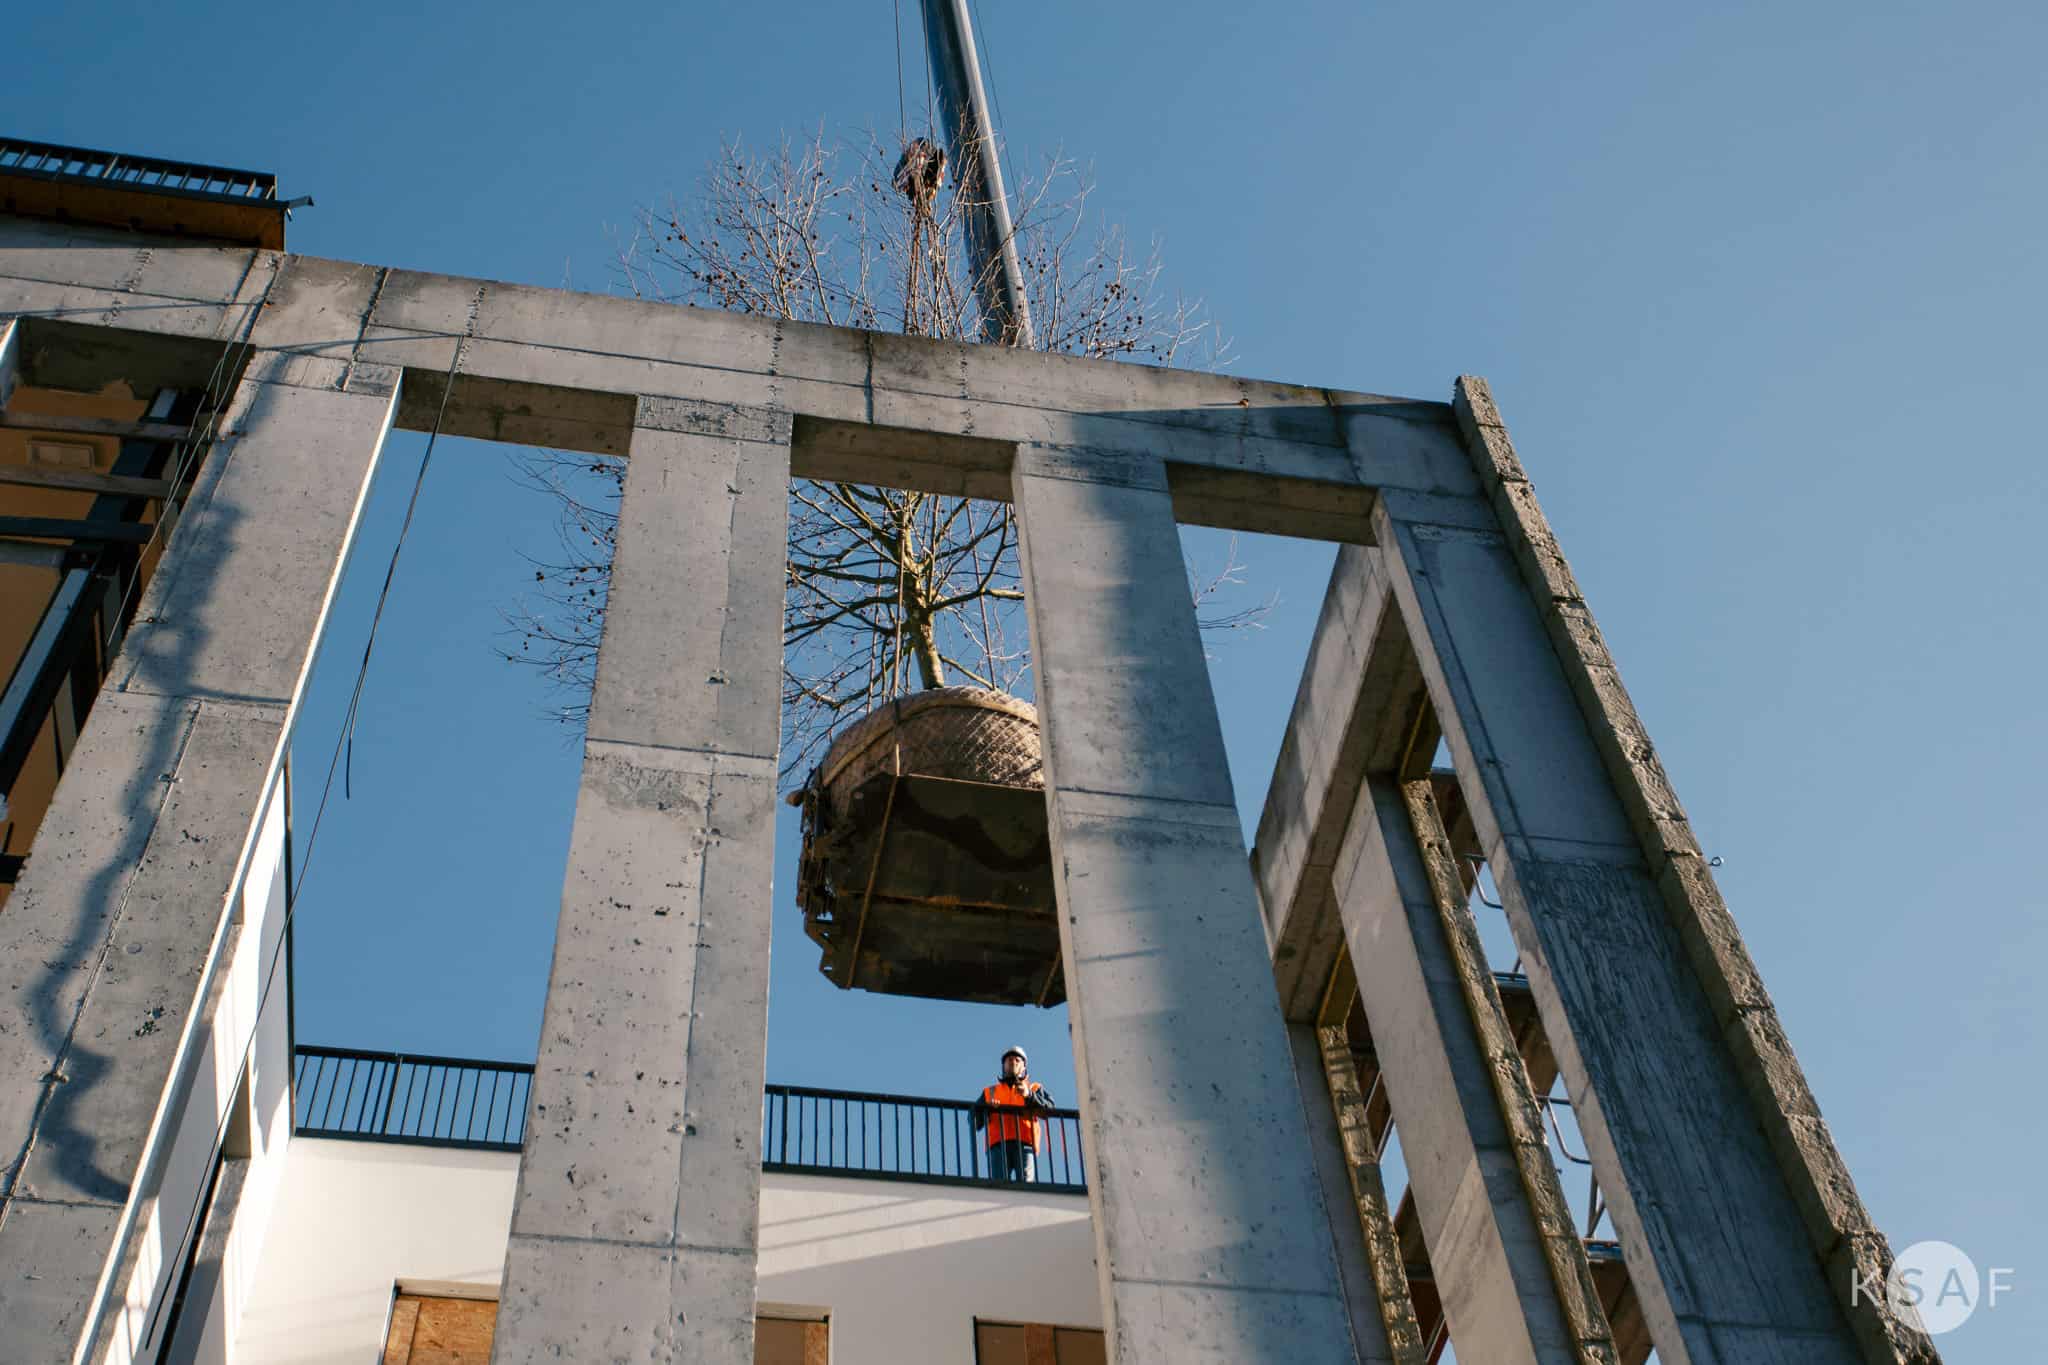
top-left (235, 1140), bottom-right (1099, 1364)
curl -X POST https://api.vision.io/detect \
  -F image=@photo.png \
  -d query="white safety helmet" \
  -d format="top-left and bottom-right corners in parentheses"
top-left (1001, 1045), bottom-right (1028, 1068)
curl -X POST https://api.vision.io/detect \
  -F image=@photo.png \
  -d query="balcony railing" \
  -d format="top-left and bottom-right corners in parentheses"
top-left (293, 1046), bottom-right (532, 1153)
top-left (763, 1083), bottom-right (1087, 1194)
top-left (290, 1049), bottom-right (1091, 1193)
top-left (0, 137), bottom-right (278, 203)
top-left (0, 134), bottom-right (292, 248)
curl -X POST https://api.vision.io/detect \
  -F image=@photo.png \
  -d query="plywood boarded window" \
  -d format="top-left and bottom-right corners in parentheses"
top-left (381, 1291), bottom-right (496, 1364)
top-left (975, 1320), bottom-right (1107, 1365)
top-left (756, 1313), bottom-right (830, 1365)
top-left (380, 1294), bottom-right (827, 1364)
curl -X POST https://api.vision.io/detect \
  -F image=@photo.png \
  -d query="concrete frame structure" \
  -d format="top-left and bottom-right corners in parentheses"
top-left (0, 208), bottom-right (1937, 1364)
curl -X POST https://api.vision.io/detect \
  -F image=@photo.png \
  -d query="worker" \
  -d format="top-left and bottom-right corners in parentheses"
top-left (972, 1045), bottom-right (1055, 1182)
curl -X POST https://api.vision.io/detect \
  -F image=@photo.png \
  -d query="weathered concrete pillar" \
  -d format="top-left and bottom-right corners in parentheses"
top-left (1286, 1021), bottom-right (1428, 1365)
top-left (492, 399), bottom-right (789, 1364)
top-left (1012, 444), bottom-right (1352, 1361)
top-left (0, 343), bottom-right (399, 1353)
top-left (1376, 429), bottom-right (1874, 1361)
top-left (1333, 774), bottom-right (1601, 1365)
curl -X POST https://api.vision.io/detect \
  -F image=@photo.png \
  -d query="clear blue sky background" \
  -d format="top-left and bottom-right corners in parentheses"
top-left (16, 1), bottom-right (2046, 1355)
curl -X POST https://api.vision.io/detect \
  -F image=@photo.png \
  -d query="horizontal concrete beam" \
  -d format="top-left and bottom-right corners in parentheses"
top-left (5, 316), bottom-right (237, 406)
top-left (0, 224), bottom-right (1474, 540)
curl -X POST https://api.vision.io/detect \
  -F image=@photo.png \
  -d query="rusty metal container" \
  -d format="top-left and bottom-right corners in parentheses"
top-left (792, 686), bottom-right (1062, 1007)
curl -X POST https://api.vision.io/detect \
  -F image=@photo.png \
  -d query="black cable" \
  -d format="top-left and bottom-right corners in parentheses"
top-left (330, 324), bottom-right (468, 812)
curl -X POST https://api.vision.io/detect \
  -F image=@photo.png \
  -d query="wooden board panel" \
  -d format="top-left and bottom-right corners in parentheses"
top-left (975, 1321), bottom-right (1105, 1365)
top-left (386, 1294), bottom-right (496, 1364)
top-left (757, 1315), bottom-right (831, 1365)
top-left (1052, 1327), bottom-right (1107, 1365)
top-left (975, 1321), bottom-right (1028, 1365)
top-left (379, 1296), bottom-right (421, 1365)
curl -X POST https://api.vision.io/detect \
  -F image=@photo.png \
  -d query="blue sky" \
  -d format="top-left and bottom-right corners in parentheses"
top-left (16, 1), bottom-right (2046, 1355)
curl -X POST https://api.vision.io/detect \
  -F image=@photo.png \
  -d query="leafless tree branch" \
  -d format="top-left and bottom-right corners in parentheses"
top-left (506, 126), bottom-right (1249, 785)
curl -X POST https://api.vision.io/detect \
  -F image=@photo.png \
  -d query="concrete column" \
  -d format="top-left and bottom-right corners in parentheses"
top-left (1377, 476), bottom-right (1867, 1362)
top-left (491, 399), bottom-right (789, 1364)
top-left (1012, 444), bottom-right (1352, 1362)
top-left (1289, 1021), bottom-right (1429, 1365)
top-left (0, 350), bottom-right (399, 1353)
top-left (1333, 774), bottom-right (1603, 1365)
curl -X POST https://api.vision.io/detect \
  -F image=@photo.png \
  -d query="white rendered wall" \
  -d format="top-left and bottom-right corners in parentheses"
top-left (755, 1173), bottom-right (1099, 1364)
top-left (233, 1140), bottom-right (519, 1363)
top-left (232, 1142), bottom-right (1097, 1364)
top-left (170, 780), bottom-right (298, 1365)
top-left (104, 771), bottom-right (298, 1365)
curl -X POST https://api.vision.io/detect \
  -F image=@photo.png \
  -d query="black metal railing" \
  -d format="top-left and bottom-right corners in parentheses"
top-left (291, 1049), bottom-right (1090, 1192)
top-left (293, 1045), bottom-right (532, 1152)
top-left (0, 137), bottom-right (278, 202)
top-left (763, 1083), bottom-right (1087, 1193)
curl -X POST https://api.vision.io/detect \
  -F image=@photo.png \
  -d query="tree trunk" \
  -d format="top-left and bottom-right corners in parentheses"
top-left (909, 613), bottom-right (946, 689)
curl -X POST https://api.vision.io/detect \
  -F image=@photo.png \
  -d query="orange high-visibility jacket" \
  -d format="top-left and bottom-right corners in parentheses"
top-left (979, 1081), bottom-right (1046, 1149)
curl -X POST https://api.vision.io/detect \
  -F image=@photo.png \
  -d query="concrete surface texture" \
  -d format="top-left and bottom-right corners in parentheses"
top-left (0, 214), bottom-right (1928, 1364)
top-left (1333, 775), bottom-right (1603, 1365)
top-left (491, 412), bottom-right (791, 1362)
top-left (1012, 444), bottom-right (1359, 1359)
top-left (0, 315), bottom-right (396, 1361)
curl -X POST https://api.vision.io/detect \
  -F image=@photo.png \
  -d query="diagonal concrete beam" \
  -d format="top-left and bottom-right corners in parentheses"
top-left (0, 346), bottom-right (400, 1357)
top-left (1433, 377), bottom-right (1935, 1364)
top-left (1253, 545), bottom-right (1428, 1021)
top-left (1334, 774), bottom-right (1597, 1365)
top-left (1251, 377), bottom-right (1929, 1362)
top-left (1376, 468), bottom-right (1877, 1362)
top-left (1291, 1021), bottom-right (1430, 1365)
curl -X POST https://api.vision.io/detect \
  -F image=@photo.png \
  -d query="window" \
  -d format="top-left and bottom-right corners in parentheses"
top-left (378, 1293), bottom-right (827, 1365)
top-left (974, 1320), bottom-right (1107, 1365)
top-left (381, 1290), bottom-right (497, 1364)
top-left (755, 1312), bottom-right (830, 1365)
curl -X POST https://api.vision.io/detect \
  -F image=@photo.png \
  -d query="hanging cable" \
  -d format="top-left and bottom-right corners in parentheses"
top-left (921, 0), bottom-right (936, 136)
top-left (892, 0), bottom-right (909, 142)
top-left (334, 302), bottom-right (474, 806)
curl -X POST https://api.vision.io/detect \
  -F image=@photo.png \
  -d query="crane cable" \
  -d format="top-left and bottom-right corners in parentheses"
top-left (893, 0), bottom-right (908, 142)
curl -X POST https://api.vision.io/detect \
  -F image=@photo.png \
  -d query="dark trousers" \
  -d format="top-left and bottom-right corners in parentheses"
top-left (988, 1139), bottom-right (1036, 1182)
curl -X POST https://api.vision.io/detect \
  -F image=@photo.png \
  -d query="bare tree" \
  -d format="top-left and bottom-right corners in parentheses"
top-left (504, 128), bottom-right (1258, 782)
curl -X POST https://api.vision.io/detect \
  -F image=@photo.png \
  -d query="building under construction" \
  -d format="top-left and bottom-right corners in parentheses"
top-left (0, 137), bottom-right (1940, 1364)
